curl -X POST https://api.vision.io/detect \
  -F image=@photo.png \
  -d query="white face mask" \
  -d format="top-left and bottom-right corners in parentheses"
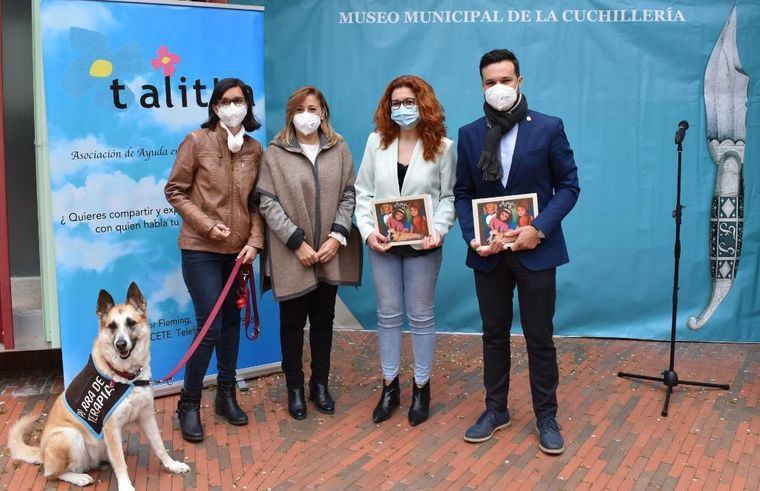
top-left (484, 83), bottom-right (518, 112)
top-left (216, 102), bottom-right (247, 128)
top-left (293, 111), bottom-right (321, 136)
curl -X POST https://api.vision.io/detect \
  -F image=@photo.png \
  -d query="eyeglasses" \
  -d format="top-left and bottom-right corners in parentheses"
top-left (390, 98), bottom-right (417, 110)
top-left (218, 97), bottom-right (246, 107)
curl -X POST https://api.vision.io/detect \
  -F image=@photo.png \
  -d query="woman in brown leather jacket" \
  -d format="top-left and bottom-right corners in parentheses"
top-left (164, 78), bottom-right (264, 443)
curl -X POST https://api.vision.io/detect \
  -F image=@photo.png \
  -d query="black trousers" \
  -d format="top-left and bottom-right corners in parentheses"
top-left (279, 282), bottom-right (338, 388)
top-left (473, 251), bottom-right (558, 419)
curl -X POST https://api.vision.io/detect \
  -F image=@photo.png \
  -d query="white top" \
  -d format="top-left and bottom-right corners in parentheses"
top-left (354, 132), bottom-right (457, 243)
top-left (300, 142), bottom-right (320, 165)
top-left (499, 123), bottom-right (519, 187)
top-left (298, 141), bottom-right (346, 246)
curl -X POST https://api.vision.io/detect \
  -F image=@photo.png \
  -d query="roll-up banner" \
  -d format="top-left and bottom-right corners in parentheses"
top-left (40, 0), bottom-right (280, 390)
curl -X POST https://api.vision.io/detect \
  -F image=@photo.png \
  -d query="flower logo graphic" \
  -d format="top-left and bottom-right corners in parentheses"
top-left (61, 27), bottom-right (144, 107)
top-left (151, 46), bottom-right (180, 77)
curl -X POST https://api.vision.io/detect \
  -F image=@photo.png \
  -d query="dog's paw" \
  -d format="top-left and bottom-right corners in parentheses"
top-left (165, 459), bottom-right (191, 474)
top-left (60, 472), bottom-right (95, 487)
top-left (117, 482), bottom-right (136, 491)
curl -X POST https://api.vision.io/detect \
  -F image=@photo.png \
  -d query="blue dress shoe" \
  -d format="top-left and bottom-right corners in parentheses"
top-left (536, 416), bottom-right (564, 454)
top-left (463, 409), bottom-right (511, 443)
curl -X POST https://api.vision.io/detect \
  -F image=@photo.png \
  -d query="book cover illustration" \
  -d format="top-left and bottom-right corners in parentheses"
top-left (471, 193), bottom-right (539, 249)
top-left (371, 194), bottom-right (434, 247)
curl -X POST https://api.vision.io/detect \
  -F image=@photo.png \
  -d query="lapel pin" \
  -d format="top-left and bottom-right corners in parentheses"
top-left (526, 116), bottom-right (532, 122)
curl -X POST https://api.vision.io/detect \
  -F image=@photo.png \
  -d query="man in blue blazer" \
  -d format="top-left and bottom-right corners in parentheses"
top-left (454, 49), bottom-right (580, 454)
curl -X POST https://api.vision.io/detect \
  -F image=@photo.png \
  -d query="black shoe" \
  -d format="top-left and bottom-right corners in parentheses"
top-left (372, 376), bottom-right (400, 424)
top-left (215, 380), bottom-right (248, 426)
top-left (287, 386), bottom-right (307, 420)
top-left (408, 379), bottom-right (430, 426)
top-left (176, 391), bottom-right (204, 442)
top-left (309, 381), bottom-right (335, 414)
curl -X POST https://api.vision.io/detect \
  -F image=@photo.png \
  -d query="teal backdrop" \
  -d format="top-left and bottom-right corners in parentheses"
top-left (263, 0), bottom-right (759, 342)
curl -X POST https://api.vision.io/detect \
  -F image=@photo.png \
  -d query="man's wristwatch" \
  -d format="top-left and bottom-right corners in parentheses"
top-left (531, 225), bottom-right (546, 239)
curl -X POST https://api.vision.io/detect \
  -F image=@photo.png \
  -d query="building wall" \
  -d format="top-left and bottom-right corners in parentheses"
top-left (2, 0), bottom-right (38, 277)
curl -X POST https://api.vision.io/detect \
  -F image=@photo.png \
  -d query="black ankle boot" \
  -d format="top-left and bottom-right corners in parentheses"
top-left (372, 376), bottom-right (400, 423)
top-left (309, 380), bottom-right (335, 414)
top-left (177, 391), bottom-right (204, 442)
top-left (408, 379), bottom-right (430, 426)
top-left (287, 386), bottom-right (307, 420)
top-left (215, 381), bottom-right (248, 426)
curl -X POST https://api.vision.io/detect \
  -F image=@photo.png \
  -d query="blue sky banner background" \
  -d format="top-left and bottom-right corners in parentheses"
top-left (40, 0), bottom-right (279, 386)
top-left (264, 0), bottom-right (760, 342)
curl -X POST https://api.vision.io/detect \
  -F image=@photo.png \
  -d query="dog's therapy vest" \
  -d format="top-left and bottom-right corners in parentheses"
top-left (64, 356), bottom-right (134, 439)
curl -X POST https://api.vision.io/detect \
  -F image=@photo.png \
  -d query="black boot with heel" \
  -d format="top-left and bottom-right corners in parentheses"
top-left (177, 390), bottom-right (204, 442)
top-left (287, 386), bottom-right (307, 420)
top-left (215, 380), bottom-right (248, 426)
top-left (309, 380), bottom-right (335, 414)
top-left (372, 376), bottom-right (400, 423)
top-left (408, 379), bottom-right (430, 426)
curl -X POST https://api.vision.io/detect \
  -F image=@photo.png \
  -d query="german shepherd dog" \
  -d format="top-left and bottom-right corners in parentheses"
top-left (8, 283), bottom-right (190, 491)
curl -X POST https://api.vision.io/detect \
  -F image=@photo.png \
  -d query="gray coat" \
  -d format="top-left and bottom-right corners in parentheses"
top-left (256, 134), bottom-right (362, 300)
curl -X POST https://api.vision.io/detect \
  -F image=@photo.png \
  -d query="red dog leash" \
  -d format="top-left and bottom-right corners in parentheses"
top-left (154, 257), bottom-right (259, 384)
top-left (237, 264), bottom-right (261, 341)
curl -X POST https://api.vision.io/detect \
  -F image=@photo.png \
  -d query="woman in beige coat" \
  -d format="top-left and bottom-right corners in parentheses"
top-left (256, 86), bottom-right (361, 420)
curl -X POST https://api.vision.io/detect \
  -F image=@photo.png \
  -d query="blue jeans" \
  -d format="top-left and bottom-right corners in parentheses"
top-left (368, 249), bottom-right (442, 385)
top-left (181, 250), bottom-right (241, 397)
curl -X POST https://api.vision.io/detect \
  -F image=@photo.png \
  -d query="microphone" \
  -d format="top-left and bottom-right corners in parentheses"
top-left (674, 120), bottom-right (689, 145)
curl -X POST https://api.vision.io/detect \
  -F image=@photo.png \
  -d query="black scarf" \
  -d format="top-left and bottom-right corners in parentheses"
top-left (477, 94), bottom-right (528, 182)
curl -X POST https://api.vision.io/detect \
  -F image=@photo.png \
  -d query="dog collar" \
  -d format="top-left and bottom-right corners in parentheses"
top-left (106, 361), bottom-right (143, 382)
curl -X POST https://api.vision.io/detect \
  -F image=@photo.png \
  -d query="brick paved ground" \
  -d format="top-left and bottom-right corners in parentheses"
top-left (0, 331), bottom-right (757, 490)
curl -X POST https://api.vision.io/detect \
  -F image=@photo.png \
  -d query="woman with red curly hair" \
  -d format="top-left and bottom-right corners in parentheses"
top-left (355, 75), bottom-right (456, 426)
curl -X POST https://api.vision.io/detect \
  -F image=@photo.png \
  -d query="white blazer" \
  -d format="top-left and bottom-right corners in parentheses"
top-left (354, 132), bottom-right (457, 243)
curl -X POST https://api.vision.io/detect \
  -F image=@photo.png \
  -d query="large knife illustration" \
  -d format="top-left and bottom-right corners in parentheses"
top-left (687, 6), bottom-right (748, 330)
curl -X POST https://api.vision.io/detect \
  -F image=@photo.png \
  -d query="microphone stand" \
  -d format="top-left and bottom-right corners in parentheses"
top-left (617, 130), bottom-right (729, 417)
